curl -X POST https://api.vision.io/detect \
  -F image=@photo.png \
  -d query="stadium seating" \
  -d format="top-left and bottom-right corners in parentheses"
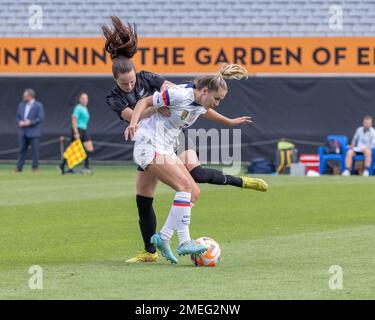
top-left (319, 135), bottom-right (375, 175)
top-left (347, 147), bottom-right (375, 176)
top-left (318, 135), bottom-right (348, 175)
top-left (1, 0), bottom-right (374, 37)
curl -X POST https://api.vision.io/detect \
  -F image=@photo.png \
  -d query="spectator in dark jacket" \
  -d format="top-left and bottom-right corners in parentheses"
top-left (15, 89), bottom-right (45, 172)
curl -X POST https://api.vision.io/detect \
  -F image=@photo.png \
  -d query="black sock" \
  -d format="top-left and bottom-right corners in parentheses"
top-left (190, 165), bottom-right (243, 188)
top-left (84, 151), bottom-right (92, 168)
top-left (60, 158), bottom-right (66, 171)
top-left (136, 195), bottom-right (157, 254)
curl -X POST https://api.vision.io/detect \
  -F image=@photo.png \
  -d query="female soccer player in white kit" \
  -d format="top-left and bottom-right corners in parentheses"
top-left (125, 64), bottom-right (268, 264)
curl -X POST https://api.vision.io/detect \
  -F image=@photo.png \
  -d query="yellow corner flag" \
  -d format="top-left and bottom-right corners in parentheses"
top-left (63, 139), bottom-right (87, 169)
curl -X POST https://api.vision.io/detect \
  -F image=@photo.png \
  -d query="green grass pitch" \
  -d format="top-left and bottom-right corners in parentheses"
top-left (1, 164), bottom-right (374, 299)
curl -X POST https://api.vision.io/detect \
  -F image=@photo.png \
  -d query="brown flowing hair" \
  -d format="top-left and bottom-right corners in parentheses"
top-left (101, 16), bottom-right (138, 78)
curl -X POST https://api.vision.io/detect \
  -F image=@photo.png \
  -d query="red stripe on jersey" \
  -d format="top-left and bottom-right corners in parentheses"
top-left (162, 91), bottom-right (168, 106)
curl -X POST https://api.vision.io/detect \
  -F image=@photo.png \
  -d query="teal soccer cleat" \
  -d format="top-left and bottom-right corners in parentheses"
top-left (150, 233), bottom-right (178, 264)
top-left (177, 240), bottom-right (209, 256)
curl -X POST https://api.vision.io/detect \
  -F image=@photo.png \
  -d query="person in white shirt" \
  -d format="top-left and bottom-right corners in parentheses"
top-left (125, 64), bottom-right (268, 264)
top-left (342, 115), bottom-right (375, 177)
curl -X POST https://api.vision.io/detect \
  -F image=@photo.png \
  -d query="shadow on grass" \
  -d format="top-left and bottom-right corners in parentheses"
top-left (96, 259), bottom-right (200, 269)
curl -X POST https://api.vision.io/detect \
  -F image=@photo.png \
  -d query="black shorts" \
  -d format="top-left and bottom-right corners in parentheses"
top-left (71, 128), bottom-right (91, 143)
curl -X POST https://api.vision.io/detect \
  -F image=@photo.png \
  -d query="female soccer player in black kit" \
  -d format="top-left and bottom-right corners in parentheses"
top-left (103, 16), bottom-right (267, 263)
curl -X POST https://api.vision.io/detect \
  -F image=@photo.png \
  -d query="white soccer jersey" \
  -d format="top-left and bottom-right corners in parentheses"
top-left (135, 84), bottom-right (207, 154)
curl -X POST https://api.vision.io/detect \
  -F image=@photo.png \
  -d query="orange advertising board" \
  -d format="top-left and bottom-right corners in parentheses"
top-left (1, 37), bottom-right (375, 74)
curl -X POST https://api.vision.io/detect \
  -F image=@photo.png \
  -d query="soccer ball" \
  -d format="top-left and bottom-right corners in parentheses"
top-left (191, 237), bottom-right (221, 267)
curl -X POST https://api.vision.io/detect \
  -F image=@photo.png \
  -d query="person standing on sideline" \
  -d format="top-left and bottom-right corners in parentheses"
top-left (342, 115), bottom-right (375, 177)
top-left (59, 92), bottom-right (94, 174)
top-left (15, 88), bottom-right (45, 172)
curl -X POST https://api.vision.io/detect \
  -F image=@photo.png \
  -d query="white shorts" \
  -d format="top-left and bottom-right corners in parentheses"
top-left (133, 135), bottom-right (175, 170)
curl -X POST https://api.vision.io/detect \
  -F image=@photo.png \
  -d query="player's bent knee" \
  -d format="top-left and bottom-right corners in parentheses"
top-left (184, 150), bottom-right (199, 166)
top-left (191, 186), bottom-right (201, 203)
top-left (175, 177), bottom-right (192, 193)
top-left (185, 162), bottom-right (200, 173)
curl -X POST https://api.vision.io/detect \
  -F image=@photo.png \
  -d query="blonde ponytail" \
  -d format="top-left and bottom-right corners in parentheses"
top-left (218, 63), bottom-right (248, 80)
top-left (195, 63), bottom-right (248, 92)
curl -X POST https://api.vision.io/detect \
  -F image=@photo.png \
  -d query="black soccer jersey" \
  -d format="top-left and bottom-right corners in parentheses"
top-left (105, 70), bottom-right (165, 122)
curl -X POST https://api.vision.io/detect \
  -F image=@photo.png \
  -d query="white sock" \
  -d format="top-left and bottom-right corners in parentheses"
top-left (177, 211), bottom-right (191, 246)
top-left (159, 221), bottom-right (174, 243)
top-left (176, 198), bottom-right (192, 246)
top-left (160, 192), bottom-right (191, 244)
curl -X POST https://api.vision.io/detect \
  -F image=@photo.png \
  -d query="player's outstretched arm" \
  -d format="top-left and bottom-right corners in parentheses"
top-left (202, 109), bottom-right (252, 127)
